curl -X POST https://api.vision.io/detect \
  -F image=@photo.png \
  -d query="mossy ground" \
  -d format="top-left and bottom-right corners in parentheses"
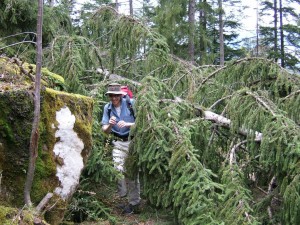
top-left (0, 205), bottom-right (48, 225)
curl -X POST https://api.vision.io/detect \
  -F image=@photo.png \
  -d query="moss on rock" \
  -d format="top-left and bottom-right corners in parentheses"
top-left (0, 57), bottom-right (93, 224)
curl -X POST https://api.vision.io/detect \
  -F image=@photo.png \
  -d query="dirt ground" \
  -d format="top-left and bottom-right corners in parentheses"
top-left (64, 182), bottom-right (174, 225)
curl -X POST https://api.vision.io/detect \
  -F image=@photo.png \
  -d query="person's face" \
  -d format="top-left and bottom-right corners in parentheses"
top-left (109, 94), bottom-right (122, 106)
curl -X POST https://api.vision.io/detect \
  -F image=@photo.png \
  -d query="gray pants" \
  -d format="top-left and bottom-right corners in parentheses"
top-left (112, 140), bottom-right (140, 205)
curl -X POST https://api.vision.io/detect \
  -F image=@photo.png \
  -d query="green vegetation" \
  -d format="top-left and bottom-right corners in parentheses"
top-left (0, 1), bottom-right (300, 224)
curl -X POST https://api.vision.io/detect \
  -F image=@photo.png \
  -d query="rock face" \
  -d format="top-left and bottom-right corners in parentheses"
top-left (0, 58), bottom-right (93, 224)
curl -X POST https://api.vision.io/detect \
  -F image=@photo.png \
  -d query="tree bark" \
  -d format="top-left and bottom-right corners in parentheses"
top-left (279, 0), bottom-right (285, 67)
top-left (199, 0), bottom-right (208, 65)
top-left (188, 0), bottom-right (196, 63)
top-left (115, 0), bottom-right (119, 12)
top-left (218, 0), bottom-right (224, 66)
top-left (274, 0), bottom-right (278, 62)
top-left (24, 0), bottom-right (43, 206)
top-left (129, 0), bottom-right (133, 16)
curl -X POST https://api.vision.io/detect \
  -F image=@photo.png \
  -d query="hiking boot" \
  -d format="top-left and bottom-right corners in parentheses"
top-left (116, 202), bottom-right (126, 209)
top-left (122, 203), bottom-right (140, 215)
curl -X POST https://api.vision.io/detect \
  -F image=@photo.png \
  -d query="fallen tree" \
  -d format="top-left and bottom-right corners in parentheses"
top-left (38, 6), bottom-right (300, 224)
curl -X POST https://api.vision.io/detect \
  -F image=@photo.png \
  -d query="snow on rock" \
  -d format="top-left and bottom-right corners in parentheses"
top-left (53, 106), bottom-right (84, 200)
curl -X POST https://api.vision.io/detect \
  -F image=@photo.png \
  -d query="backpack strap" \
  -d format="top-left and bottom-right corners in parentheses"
top-left (107, 102), bottom-right (112, 119)
top-left (107, 98), bottom-right (135, 120)
top-left (125, 95), bottom-right (135, 120)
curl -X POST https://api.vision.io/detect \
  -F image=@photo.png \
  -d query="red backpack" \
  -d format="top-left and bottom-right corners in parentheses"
top-left (121, 85), bottom-right (134, 98)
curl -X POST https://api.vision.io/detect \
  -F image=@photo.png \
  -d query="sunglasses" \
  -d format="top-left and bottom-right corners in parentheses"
top-left (108, 94), bottom-right (121, 98)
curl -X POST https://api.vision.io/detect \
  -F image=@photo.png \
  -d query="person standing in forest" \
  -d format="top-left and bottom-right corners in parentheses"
top-left (101, 83), bottom-right (140, 214)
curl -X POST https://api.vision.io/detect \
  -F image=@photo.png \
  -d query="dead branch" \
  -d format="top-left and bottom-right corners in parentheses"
top-left (11, 57), bottom-right (35, 82)
top-left (160, 98), bottom-right (263, 142)
top-left (229, 140), bottom-right (248, 165)
top-left (36, 193), bottom-right (53, 213)
top-left (0, 41), bottom-right (36, 51)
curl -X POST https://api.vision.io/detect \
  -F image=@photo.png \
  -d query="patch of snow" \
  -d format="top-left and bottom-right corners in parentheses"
top-left (53, 106), bottom-right (84, 200)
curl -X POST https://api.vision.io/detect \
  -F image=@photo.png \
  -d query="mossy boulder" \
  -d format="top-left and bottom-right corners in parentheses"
top-left (0, 57), bottom-right (93, 224)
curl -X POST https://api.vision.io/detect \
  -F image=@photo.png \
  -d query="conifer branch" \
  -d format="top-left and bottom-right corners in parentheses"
top-left (199, 57), bottom-right (275, 87)
top-left (208, 95), bottom-right (233, 110)
top-left (229, 140), bottom-right (247, 165)
top-left (108, 73), bottom-right (141, 86)
top-left (246, 91), bottom-right (277, 116)
top-left (281, 90), bottom-right (300, 100)
top-left (91, 5), bottom-right (118, 17)
top-left (171, 54), bottom-right (199, 70)
top-left (159, 98), bottom-right (263, 141)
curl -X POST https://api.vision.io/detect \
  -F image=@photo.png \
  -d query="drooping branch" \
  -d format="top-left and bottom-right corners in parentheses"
top-left (107, 73), bottom-right (141, 86)
top-left (246, 91), bottom-right (277, 117)
top-left (160, 98), bottom-right (263, 141)
top-left (282, 90), bottom-right (300, 101)
top-left (199, 57), bottom-right (276, 87)
top-left (208, 95), bottom-right (232, 110)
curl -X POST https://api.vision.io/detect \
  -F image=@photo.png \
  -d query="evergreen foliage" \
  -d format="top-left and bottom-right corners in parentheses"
top-left (55, 8), bottom-right (299, 224)
top-left (127, 58), bottom-right (300, 224)
top-left (1, 2), bottom-right (300, 224)
top-left (0, 1), bottom-right (72, 62)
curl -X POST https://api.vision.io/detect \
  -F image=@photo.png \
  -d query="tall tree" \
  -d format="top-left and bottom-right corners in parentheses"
top-left (129, 0), bottom-right (133, 16)
top-left (154, 0), bottom-right (188, 56)
top-left (218, 0), bottom-right (224, 65)
top-left (115, 0), bottom-right (119, 11)
top-left (274, 0), bottom-right (278, 62)
top-left (279, 0), bottom-right (284, 67)
top-left (260, 0), bottom-right (300, 71)
top-left (199, 0), bottom-right (209, 64)
top-left (188, 0), bottom-right (196, 63)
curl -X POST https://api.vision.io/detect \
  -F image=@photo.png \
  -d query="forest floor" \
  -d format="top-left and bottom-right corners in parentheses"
top-left (63, 181), bottom-right (174, 225)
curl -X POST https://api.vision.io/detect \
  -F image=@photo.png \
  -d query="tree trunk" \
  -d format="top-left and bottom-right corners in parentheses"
top-left (218, 0), bottom-right (224, 66)
top-left (199, 0), bottom-right (207, 65)
top-left (115, 0), bottom-right (119, 12)
top-left (129, 0), bottom-right (133, 16)
top-left (279, 0), bottom-right (284, 67)
top-left (274, 0), bottom-right (278, 62)
top-left (24, 0), bottom-right (43, 206)
top-left (188, 0), bottom-right (196, 63)
top-left (256, 0), bottom-right (259, 56)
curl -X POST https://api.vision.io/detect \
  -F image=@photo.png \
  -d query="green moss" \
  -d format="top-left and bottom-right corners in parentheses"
top-left (0, 205), bottom-right (50, 225)
top-left (0, 56), bottom-right (66, 91)
top-left (44, 195), bottom-right (69, 225)
top-left (0, 206), bottom-right (18, 224)
top-left (0, 90), bottom-right (34, 206)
